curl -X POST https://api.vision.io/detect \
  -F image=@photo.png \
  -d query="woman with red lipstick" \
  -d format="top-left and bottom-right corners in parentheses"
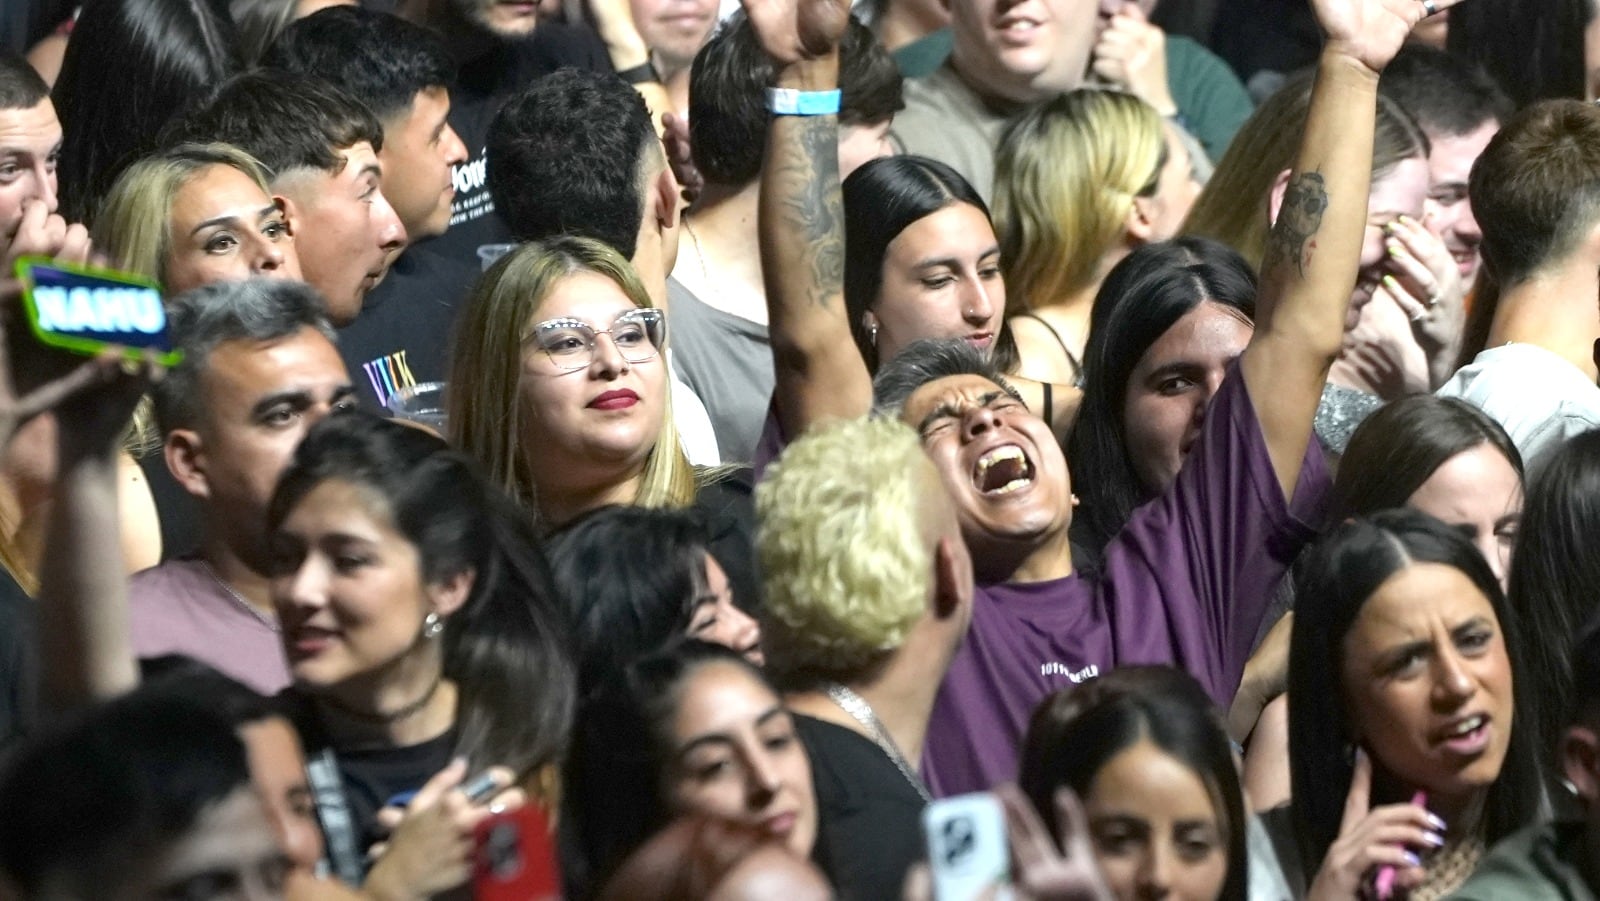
top-left (564, 640), bottom-right (818, 899)
top-left (449, 236), bottom-right (761, 609)
top-left (266, 412), bottom-right (575, 887)
top-left (1285, 509), bottom-right (1543, 898)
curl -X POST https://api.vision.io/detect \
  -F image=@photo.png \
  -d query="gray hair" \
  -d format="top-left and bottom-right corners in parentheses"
top-left (871, 338), bottom-right (1021, 417)
top-left (153, 278), bottom-right (336, 433)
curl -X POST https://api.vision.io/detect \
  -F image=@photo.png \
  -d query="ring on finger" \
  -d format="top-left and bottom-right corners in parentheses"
top-left (1420, 0), bottom-right (1438, 15)
top-left (1426, 292), bottom-right (1441, 307)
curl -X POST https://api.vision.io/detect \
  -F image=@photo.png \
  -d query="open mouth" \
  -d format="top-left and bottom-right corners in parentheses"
top-left (1438, 714), bottom-right (1491, 755)
top-left (973, 444), bottom-right (1035, 495)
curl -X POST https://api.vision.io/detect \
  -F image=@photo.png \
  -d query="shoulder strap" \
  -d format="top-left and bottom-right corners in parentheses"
top-left (306, 747), bottom-right (367, 886)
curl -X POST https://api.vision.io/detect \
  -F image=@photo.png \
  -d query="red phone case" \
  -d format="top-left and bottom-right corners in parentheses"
top-left (473, 803), bottom-right (562, 901)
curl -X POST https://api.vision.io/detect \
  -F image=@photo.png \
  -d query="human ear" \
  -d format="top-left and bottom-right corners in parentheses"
top-left (1126, 197), bottom-right (1156, 244)
top-left (429, 567), bottom-right (476, 618)
top-left (165, 430), bottom-right (210, 501)
top-left (274, 195), bottom-right (300, 240)
top-left (931, 534), bottom-right (972, 619)
top-left (1563, 725), bottom-right (1600, 803)
top-left (653, 166), bottom-right (681, 231)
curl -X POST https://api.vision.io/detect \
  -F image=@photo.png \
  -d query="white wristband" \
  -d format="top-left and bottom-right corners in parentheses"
top-left (766, 88), bottom-right (842, 116)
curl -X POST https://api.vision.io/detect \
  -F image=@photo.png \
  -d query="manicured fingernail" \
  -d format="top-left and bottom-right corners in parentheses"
top-left (1397, 214), bottom-right (1413, 225)
top-left (1426, 812), bottom-right (1447, 831)
top-left (1403, 851), bottom-right (1422, 867)
top-left (1423, 831), bottom-right (1446, 847)
top-left (1386, 239), bottom-right (1401, 255)
top-left (1383, 274), bottom-right (1401, 291)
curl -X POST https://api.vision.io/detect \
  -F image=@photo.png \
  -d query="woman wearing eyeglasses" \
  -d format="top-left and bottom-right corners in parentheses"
top-left (449, 237), bottom-right (758, 604)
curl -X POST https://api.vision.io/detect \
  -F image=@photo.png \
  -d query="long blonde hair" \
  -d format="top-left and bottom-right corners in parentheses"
top-left (448, 237), bottom-right (697, 526)
top-left (93, 142), bottom-right (276, 285)
top-left (1183, 70), bottom-right (1429, 269)
top-left (994, 89), bottom-right (1165, 313)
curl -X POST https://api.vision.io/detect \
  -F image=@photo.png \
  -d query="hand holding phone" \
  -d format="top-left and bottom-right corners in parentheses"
top-left (14, 257), bottom-right (181, 367)
top-left (924, 792), bottom-right (1010, 901)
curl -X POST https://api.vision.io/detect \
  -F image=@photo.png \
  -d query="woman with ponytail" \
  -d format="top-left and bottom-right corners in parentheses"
top-left (264, 411), bottom-right (576, 889)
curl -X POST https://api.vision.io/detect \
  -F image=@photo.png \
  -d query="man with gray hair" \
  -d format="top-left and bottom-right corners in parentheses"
top-left (128, 279), bottom-right (357, 694)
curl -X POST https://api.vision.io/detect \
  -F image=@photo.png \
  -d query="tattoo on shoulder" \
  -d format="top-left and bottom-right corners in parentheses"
top-left (779, 116), bottom-right (845, 307)
top-left (1264, 170), bottom-right (1328, 277)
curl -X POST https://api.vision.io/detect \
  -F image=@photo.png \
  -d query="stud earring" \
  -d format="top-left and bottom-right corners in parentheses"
top-left (422, 612), bottom-right (444, 639)
top-left (868, 324), bottom-right (879, 347)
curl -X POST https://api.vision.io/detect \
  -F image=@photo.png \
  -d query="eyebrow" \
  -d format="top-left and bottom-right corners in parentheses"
top-left (912, 246), bottom-right (1001, 271)
top-left (674, 706), bottom-right (786, 760)
top-left (191, 204), bottom-right (280, 235)
top-left (248, 384), bottom-right (356, 420)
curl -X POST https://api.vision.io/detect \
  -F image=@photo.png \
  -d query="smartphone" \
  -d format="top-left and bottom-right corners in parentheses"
top-left (473, 803), bottom-right (561, 901)
top-left (13, 257), bottom-right (181, 366)
top-left (923, 792), bottom-right (1010, 901)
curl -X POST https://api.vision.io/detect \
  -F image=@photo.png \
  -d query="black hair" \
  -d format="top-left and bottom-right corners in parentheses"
top-left (0, 686), bottom-right (252, 897)
top-left (1508, 430), bottom-right (1600, 769)
top-left (486, 68), bottom-right (656, 259)
top-left (843, 155), bottom-right (1019, 373)
top-left (139, 654), bottom-right (277, 727)
top-left (688, 11), bottom-right (903, 187)
top-left (1019, 666), bottom-right (1249, 901)
top-left (871, 337), bottom-right (1022, 417)
top-left (1381, 44), bottom-right (1513, 137)
top-left (153, 278), bottom-right (335, 434)
top-left (226, 0), bottom-right (298, 65)
top-left (1288, 509), bottom-right (1544, 875)
top-left (1334, 395), bottom-right (1523, 519)
top-left (1567, 610), bottom-right (1600, 726)
top-left (564, 639), bottom-right (773, 899)
top-left (162, 69), bottom-right (385, 178)
top-left (267, 412), bottom-right (576, 779)
top-left (260, 7), bottom-right (455, 123)
top-left (1066, 237), bottom-right (1257, 554)
top-left (0, 51), bottom-right (49, 110)
top-left (546, 505), bottom-right (716, 696)
top-left (51, 0), bottom-right (242, 224)
top-left (1446, 0), bottom-right (1590, 109)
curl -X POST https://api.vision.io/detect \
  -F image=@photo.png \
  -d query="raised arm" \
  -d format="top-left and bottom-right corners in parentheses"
top-left (1239, 0), bottom-right (1454, 500)
top-left (746, 0), bottom-right (872, 438)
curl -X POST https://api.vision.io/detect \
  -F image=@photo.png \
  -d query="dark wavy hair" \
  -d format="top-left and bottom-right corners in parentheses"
top-left (1507, 430), bottom-right (1600, 773)
top-left (1066, 237), bottom-right (1257, 553)
top-left (1288, 509), bottom-right (1543, 875)
top-left (52, 0), bottom-right (242, 224)
top-left (546, 505), bottom-right (718, 696)
top-left (267, 412), bottom-right (575, 779)
top-left (1019, 665), bottom-right (1248, 901)
top-left (842, 155), bottom-right (1019, 374)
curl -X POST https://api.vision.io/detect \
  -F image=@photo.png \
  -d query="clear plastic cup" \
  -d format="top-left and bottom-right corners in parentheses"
top-left (387, 381), bottom-right (448, 433)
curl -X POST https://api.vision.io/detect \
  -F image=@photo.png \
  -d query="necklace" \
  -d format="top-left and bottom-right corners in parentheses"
top-left (682, 214), bottom-right (715, 297)
top-left (824, 682), bottom-right (933, 803)
top-left (319, 674), bottom-right (444, 726)
top-left (201, 560), bottom-right (280, 633)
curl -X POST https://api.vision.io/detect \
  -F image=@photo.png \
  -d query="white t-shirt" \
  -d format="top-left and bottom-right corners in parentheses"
top-left (1437, 343), bottom-right (1600, 474)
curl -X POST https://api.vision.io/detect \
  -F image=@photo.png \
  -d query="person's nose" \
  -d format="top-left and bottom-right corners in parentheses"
top-left (744, 748), bottom-right (782, 810)
top-left (252, 234), bottom-right (287, 274)
top-left (961, 404), bottom-right (1001, 442)
top-left (442, 124), bottom-right (469, 168)
top-left (1431, 643), bottom-right (1477, 708)
top-left (34, 165), bottom-right (58, 213)
top-left (960, 277), bottom-right (997, 328)
top-left (1457, 204), bottom-right (1483, 245)
top-left (1136, 842), bottom-right (1174, 900)
top-left (281, 558), bottom-right (329, 614)
top-left (372, 190), bottom-right (408, 253)
top-left (587, 330), bottom-right (630, 379)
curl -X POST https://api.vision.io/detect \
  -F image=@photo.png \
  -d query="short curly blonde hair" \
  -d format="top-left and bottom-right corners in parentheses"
top-left (756, 416), bottom-right (937, 683)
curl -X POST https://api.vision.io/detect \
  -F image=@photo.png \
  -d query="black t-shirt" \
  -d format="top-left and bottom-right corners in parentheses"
top-left (430, 21), bottom-right (613, 268)
top-left (0, 566), bottom-right (36, 757)
top-left (141, 450), bottom-right (203, 563)
top-left (338, 245), bottom-right (480, 412)
top-left (795, 713), bottom-right (928, 901)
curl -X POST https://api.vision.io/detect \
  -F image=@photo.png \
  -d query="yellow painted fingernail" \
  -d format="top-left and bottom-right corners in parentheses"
top-left (1383, 274), bottom-right (1401, 291)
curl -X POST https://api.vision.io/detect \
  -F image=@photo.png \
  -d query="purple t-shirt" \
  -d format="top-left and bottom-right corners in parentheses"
top-left (923, 366), bottom-right (1329, 797)
top-left (128, 557), bottom-right (291, 695)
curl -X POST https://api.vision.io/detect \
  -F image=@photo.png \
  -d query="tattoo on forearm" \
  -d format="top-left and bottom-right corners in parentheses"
top-left (1264, 171), bottom-right (1328, 278)
top-left (775, 115), bottom-right (845, 308)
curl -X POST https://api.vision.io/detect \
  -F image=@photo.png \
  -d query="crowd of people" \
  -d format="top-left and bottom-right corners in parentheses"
top-left (3, 0), bottom-right (1600, 896)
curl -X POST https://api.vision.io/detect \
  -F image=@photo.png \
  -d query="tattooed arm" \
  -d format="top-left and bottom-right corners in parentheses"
top-left (1238, 0), bottom-right (1455, 501)
top-left (745, 0), bottom-right (871, 438)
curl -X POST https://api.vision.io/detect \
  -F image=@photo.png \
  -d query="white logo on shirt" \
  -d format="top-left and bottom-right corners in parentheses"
top-left (1041, 662), bottom-right (1099, 682)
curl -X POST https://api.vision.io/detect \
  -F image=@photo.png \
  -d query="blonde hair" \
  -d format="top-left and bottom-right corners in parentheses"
top-left (756, 416), bottom-right (935, 681)
top-left (92, 143), bottom-right (276, 285)
top-left (448, 236), bottom-right (696, 526)
top-left (1183, 70), bottom-right (1429, 269)
top-left (995, 89), bottom-right (1165, 313)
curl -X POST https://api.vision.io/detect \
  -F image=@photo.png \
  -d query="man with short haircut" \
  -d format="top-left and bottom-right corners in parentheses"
top-left (486, 67), bottom-right (721, 466)
top-left (0, 688), bottom-right (286, 901)
top-left (758, 415), bottom-right (972, 899)
top-left (1436, 100), bottom-right (1600, 473)
top-left (666, 14), bottom-right (901, 462)
top-left (165, 72), bottom-right (407, 327)
top-left (1451, 618), bottom-right (1600, 900)
top-left (630, 0), bottom-right (718, 113)
top-left (129, 279), bottom-right (356, 694)
top-left (0, 51), bottom-right (87, 267)
top-left (889, 0), bottom-right (1099, 199)
top-left (262, 8), bottom-right (479, 411)
top-left (1381, 44), bottom-right (1512, 285)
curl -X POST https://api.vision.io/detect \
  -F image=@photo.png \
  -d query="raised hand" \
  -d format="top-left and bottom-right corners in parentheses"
top-left (1091, 3), bottom-right (1176, 117)
top-left (740, 0), bottom-right (850, 67)
top-left (366, 759), bottom-right (526, 899)
top-left (0, 279), bottom-right (134, 454)
top-left (998, 783), bottom-right (1114, 901)
top-left (1312, 0), bottom-right (1459, 75)
top-left (4, 198), bottom-right (92, 272)
top-left (1305, 751), bottom-right (1443, 901)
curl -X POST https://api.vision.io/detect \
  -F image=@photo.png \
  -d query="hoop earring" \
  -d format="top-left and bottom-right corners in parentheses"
top-left (422, 612), bottom-right (444, 639)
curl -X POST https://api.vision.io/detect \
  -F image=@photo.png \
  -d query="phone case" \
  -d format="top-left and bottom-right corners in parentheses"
top-left (923, 792), bottom-right (1010, 901)
top-left (13, 256), bottom-right (182, 366)
top-left (473, 804), bottom-right (561, 901)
